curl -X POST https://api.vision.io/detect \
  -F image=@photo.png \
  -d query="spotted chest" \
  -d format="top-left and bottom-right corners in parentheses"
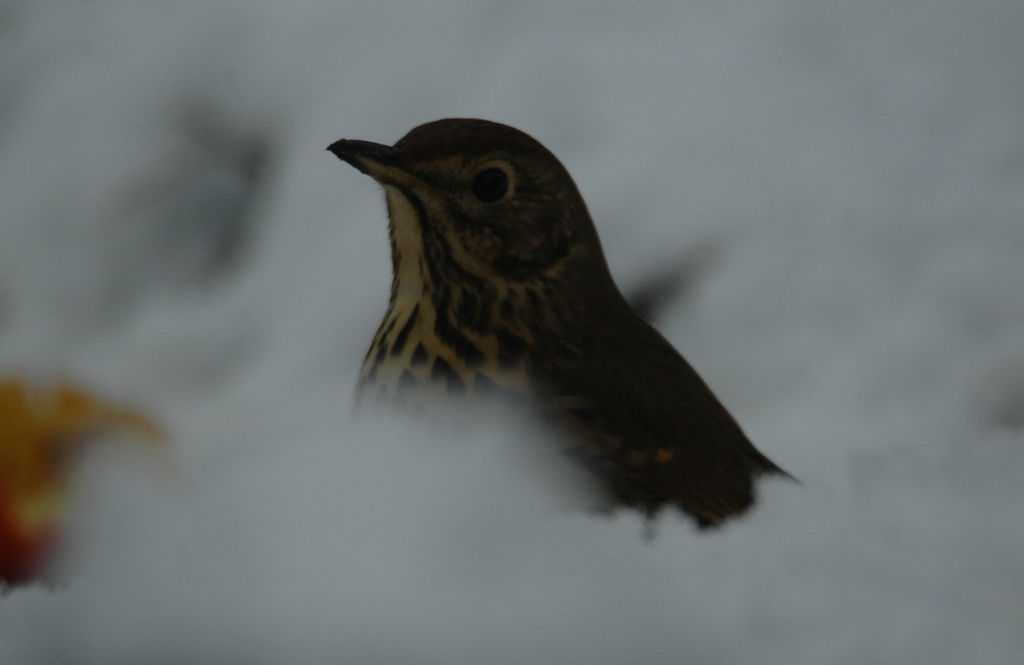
top-left (355, 292), bottom-right (534, 410)
top-left (354, 184), bottom-right (557, 410)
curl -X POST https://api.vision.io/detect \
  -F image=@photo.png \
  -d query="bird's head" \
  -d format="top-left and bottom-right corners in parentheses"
top-left (328, 118), bottom-right (608, 287)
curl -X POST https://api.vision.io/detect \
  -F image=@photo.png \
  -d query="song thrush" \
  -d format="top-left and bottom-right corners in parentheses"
top-left (328, 119), bottom-right (788, 527)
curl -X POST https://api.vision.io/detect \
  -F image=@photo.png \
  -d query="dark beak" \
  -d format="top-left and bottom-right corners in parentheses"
top-left (328, 138), bottom-right (421, 187)
top-left (327, 139), bottom-right (395, 170)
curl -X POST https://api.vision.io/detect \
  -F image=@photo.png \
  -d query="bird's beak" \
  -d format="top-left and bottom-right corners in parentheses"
top-left (327, 139), bottom-right (420, 189)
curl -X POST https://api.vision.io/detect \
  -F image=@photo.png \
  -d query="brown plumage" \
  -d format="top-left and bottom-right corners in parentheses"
top-left (328, 118), bottom-right (789, 527)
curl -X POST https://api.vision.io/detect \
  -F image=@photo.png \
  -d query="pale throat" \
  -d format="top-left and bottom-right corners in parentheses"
top-left (384, 186), bottom-right (428, 306)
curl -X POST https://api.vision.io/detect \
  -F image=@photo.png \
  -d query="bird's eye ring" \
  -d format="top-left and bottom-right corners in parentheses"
top-left (471, 167), bottom-right (510, 203)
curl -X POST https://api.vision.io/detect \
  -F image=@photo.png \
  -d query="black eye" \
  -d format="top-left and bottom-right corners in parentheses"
top-left (471, 167), bottom-right (509, 203)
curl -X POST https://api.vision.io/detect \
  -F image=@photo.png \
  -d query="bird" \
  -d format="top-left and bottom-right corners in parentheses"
top-left (327, 118), bottom-right (789, 527)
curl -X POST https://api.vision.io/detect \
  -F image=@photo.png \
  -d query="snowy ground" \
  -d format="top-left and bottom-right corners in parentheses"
top-left (1, 1), bottom-right (1022, 663)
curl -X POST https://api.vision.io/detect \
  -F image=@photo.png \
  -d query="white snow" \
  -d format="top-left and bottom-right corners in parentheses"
top-left (1, 1), bottom-right (1022, 663)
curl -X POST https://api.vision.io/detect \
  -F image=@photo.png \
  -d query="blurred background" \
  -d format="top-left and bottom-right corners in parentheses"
top-left (0, 1), bottom-right (1022, 663)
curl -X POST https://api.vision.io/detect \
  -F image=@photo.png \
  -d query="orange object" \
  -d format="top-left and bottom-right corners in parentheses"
top-left (0, 379), bottom-right (163, 587)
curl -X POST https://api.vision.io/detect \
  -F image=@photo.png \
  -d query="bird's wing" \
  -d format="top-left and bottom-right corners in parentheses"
top-left (539, 315), bottom-right (786, 527)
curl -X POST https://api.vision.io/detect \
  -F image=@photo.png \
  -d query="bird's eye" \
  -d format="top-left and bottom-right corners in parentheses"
top-left (471, 167), bottom-right (509, 203)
